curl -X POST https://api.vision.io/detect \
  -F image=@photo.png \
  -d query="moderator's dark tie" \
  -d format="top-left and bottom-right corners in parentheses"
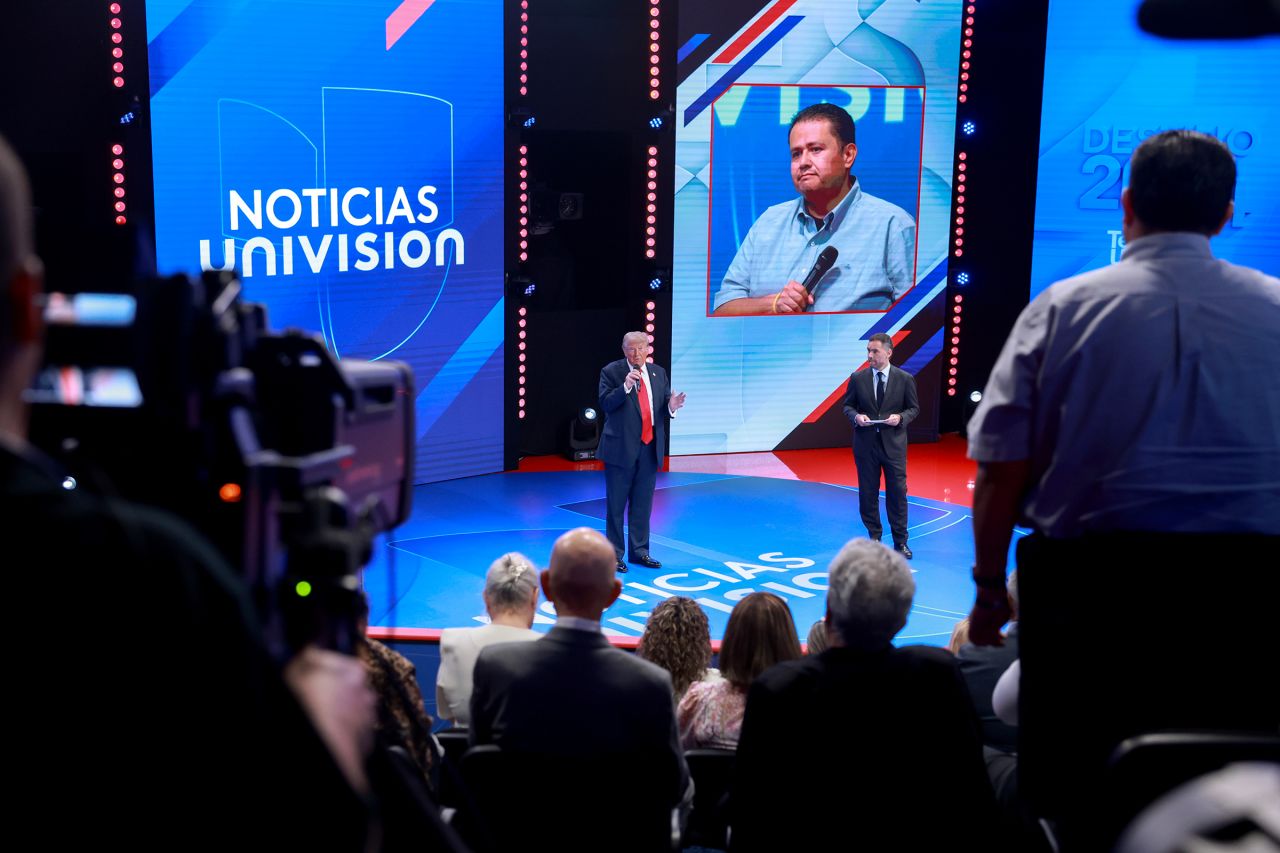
top-left (876, 370), bottom-right (885, 409)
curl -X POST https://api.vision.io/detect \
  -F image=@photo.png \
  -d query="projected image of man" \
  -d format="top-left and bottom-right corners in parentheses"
top-left (712, 104), bottom-right (916, 315)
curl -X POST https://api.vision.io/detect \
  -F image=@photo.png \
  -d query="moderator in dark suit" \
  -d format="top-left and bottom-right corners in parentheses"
top-left (841, 335), bottom-right (919, 547)
top-left (598, 346), bottom-right (674, 563)
top-left (729, 645), bottom-right (999, 852)
top-left (469, 625), bottom-right (688, 804)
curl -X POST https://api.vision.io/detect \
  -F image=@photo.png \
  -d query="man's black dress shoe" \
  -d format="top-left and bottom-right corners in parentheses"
top-left (894, 543), bottom-right (913, 559)
top-left (616, 560), bottom-right (628, 573)
top-left (631, 554), bottom-right (662, 569)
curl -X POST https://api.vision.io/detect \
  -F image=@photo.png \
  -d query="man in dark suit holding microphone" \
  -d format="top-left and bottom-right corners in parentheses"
top-left (598, 331), bottom-right (686, 573)
top-left (843, 332), bottom-right (919, 557)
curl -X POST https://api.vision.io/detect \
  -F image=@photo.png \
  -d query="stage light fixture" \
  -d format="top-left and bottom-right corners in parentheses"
top-left (650, 116), bottom-right (664, 129)
top-left (960, 388), bottom-right (985, 435)
top-left (509, 274), bottom-right (537, 304)
top-left (567, 406), bottom-right (602, 460)
top-left (956, 271), bottom-right (969, 286)
top-left (963, 121), bottom-right (975, 135)
top-left (523, 116), bottom-right (536, 128)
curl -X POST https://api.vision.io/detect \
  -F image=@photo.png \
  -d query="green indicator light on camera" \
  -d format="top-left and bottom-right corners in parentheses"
top-left (295, 580), bottom-right (313, 598)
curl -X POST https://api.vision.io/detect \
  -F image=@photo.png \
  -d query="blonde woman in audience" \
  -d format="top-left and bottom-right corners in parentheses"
top-left (806, 618), bottom-right (830, 655)
top-left (435, 552), bottom-right (541, 727)
top-left (636, 596), bottom-right (719, 702)
top-left (678, 592), bottom-right (802, 750)
top-left (947, 616), bottom-right (972, 654)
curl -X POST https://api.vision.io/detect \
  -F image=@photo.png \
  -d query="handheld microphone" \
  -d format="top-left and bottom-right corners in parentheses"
top-left (800, 246), bottom-right (839, 300)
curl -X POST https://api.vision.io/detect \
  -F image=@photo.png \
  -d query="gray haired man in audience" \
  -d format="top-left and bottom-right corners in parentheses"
top-left (730, 538), bottom-right (999, 852)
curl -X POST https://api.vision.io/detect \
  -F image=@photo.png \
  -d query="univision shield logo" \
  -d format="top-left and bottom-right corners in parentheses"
top-left (209, 87), bottom-right (461, 363)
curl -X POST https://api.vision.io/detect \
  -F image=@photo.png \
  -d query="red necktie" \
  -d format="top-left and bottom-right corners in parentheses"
top-left (637, 370), bottom-right (654, 444)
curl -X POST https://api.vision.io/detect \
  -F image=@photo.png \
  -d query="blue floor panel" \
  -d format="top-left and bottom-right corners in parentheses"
top-left (365, 470), bottom-right (997, 647)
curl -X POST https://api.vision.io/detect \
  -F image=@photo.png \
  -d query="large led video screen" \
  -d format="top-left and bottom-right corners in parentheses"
top-left (1030, 0), bottom-right (1280, 299)
top-left (673, 0), bottom-right (964, 454)
top-left (146, 0), bottom-right (504, 483)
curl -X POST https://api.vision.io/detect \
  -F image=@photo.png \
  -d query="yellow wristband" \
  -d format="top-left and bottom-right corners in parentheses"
top-left (771, 292), bottom-right (783, 314)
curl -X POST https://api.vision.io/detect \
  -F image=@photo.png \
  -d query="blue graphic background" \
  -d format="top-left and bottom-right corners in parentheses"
top-left (1030, 0), bottom-right (1280, 298)
top-left (673, 0), bottom-right (962, 455)
top-left (146, 0), bottom-right (504, 483)
top-left (708, 85), bottom-right (925, 311)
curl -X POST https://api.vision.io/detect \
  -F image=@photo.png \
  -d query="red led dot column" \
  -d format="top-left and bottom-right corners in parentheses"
top-left (518, 144), bottom-right (529, 263)
top-left (644, 145), bottom-right (658, 259)
top-left (648, 0), bottom-right (661, 101)
top-left (111, 144), bottom-right (127, 225)
top-left (518, 1), bottom-right (529, 97)
top-left (947, 293), bottom-right (963, 396)
top-left (109, 3), bottom-right (126, 88)
top-left (958, 3), bottom-right (975, 103)
top-left (645, 300), bottom-right (657, 362)
top-left (954, 150), bottom-right (966, 258)
top-left (517, 305), bottom-right (528, 419)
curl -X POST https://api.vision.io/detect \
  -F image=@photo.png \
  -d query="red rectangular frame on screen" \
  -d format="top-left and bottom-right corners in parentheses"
top-left (704, 83), bottom-right (926, 318)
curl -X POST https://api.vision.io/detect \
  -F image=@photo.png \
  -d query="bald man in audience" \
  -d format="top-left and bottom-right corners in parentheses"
top-left (469, 527), bottom-right (688, 800)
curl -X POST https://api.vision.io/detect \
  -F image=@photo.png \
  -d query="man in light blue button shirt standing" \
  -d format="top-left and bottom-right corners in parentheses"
top-left (712, 103), bottom-right (916, 315)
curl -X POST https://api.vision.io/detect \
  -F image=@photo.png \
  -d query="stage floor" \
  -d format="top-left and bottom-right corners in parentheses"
top-left (365, 435), bottom-right (1011, 648)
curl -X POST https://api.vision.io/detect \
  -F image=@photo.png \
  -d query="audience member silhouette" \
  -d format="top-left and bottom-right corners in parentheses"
top-left (678, 591), bottom-right (801, 751)
top-left (967, 130), bottom-right (1280, 842)
top-left (805, 617), bottom-right (830, 655)
top-left (637, 595), bottom-right (718, 702)
top-left (1, 134), bottom-right (376, 850)
top-left (436, 552), bottom-right (540, 727)
top-left (469, 528), bottom-right (689, 800)
top-left (730, 539), bottom-right (1000, 852)
top-left (356, 593), bottom-right (437, 781)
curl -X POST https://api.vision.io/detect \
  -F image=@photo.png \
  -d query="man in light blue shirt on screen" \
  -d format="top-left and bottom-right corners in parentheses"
top-left (712, 103), bottom-right (917, 315)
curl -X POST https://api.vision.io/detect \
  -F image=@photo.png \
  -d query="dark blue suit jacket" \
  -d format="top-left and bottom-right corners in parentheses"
top-left (469, 626), bottom-right (689, 804)
top-left (730, 645), bottom-right (997, 851)
top-left (597, 358), bottom-right (672, 467)
top-left (842, 363), bottom-right (919, 458)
